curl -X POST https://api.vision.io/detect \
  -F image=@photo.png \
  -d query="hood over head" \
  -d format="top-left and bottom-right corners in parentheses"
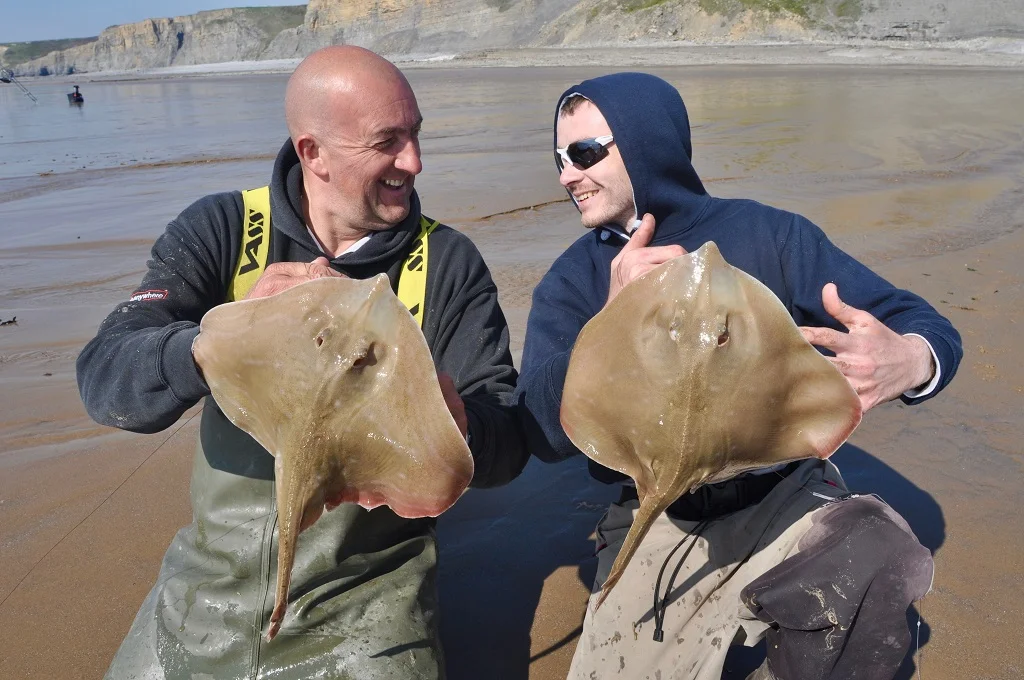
top-left (554, 73), bottom-right (710, 244)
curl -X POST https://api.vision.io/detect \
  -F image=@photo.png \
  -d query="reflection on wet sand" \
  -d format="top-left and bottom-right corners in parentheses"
top-left (0, 65), bottom-right (1022, 680)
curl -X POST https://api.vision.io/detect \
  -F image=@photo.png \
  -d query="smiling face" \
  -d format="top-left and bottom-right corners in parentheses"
top-left (556, 99), bottom-right (636, 230)
top-left (320, 75), bottom-right (423, 230)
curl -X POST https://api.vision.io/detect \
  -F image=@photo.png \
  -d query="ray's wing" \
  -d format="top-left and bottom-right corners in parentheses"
top-left (195, 276), bottom-right (474, 640)
top-left (560, 243), bottom-right (862, 606)
top-left (716, 266), bottom-right (863, 471)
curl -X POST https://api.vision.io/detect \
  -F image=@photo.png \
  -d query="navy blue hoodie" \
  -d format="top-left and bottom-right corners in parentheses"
top-left (516, 72), bottom-right (962, 481)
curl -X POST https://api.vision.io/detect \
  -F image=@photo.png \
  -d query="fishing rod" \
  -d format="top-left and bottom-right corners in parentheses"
top-left (0, 68), bottom-right (38, 102)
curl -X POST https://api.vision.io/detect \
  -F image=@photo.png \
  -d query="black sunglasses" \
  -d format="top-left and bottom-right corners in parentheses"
top-left (556, 135), bottom-right (615, 170)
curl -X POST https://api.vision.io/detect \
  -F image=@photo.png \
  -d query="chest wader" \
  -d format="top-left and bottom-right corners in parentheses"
top-left (106, 187), bottom-right (446, 680)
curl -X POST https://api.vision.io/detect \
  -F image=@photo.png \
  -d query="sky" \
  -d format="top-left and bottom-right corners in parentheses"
top-left (0, 1), bottom-right (306, 44)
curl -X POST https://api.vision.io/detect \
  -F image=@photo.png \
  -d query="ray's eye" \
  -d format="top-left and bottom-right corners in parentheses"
top-left (717, 328), bottom-right (730, 346)
top-left (353, 342), bottom-right (378, 369)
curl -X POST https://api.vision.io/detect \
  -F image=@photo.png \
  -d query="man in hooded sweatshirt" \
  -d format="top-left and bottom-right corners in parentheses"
top-left (77, 46), bottom-right (527, 679)
top-left (516, 73), bottom-right (962, 680)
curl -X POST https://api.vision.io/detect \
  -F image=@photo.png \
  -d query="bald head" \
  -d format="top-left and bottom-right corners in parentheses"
top-left (284, 45), bottom-right (423, 245)
top-left (285, 45), bottom-right (413, 142)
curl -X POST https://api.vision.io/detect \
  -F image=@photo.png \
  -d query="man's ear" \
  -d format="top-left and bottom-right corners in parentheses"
top-left (295, 135), bottom-right (328, 179)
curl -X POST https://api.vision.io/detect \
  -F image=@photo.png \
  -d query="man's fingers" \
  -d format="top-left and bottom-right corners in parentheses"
top-left (626, 263), bottom-right (664, 281)
top-left (263, 261), bottom-right (315, 277)
top-left (622, 213), bottom-right (656, 252)
top-left (262, 256), bottom-right (342, 280)
top-left (264, 257), bottom-right (339, 278)
top-left (308, 264), bottom-right (345, 279)
top-left (260, 258), bottom-right (334, 278)
top-left (615, 246), bottom-right (688, 289)
top-left (824, 357), bottom-right (873, 409)
top-left (246, 257), bottom-right (344, 299)
top-left (821, 283), bottom-right (870, 329)
top-left (642, 245), bottom-right (686, 262)
top-left (800, 325), bottom-right (848, 350)
top-left (307, 256), bottom-right (346, 278)
top-left (622, 245), bottom-right (686, 269)
top-left (306, 257), bottom-right (330, 276)
top-left (825, 355), bottom-right (855, 376)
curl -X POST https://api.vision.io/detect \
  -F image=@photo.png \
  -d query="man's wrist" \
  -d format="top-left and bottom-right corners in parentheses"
top-left (903, 333), bottom-right (941, 398)
top-left (907, 335), bottom-right (935, 389)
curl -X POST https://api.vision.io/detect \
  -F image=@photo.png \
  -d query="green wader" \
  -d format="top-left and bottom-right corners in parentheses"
top-left (107, 191), bottom-right (445, 678)
top-left (105, 396), bottom-right (445, 679)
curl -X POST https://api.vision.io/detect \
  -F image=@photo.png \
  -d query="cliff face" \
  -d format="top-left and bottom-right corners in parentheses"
top-left (10, 0), bottom-right (1024, 75)
top-left (34, 19), bottom-right (181, 74)
top-left (529, 0), bottom-right (1024, 46)
top-left (265, 0), bottom-right (1024, 56)
top-left (841, 0), bottom-right (1024, 41)
top-left (263, 0), bottom-right (581, 58)
top-left (13, 7), bottom-right (304, 75)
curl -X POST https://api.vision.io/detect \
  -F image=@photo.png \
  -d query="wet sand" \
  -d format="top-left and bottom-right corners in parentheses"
top-left (1, 64), bottom-right (1022, 679)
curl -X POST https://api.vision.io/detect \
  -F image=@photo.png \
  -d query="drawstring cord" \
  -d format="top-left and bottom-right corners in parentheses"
top-left (647, 465), bottom-right (847, 646)
top-left (651, 518), bottom-right (710, 642)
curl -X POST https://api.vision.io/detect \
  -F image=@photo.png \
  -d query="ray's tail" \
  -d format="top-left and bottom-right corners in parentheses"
top-left (266, 455), bottom-right (325, 641)
top-left (596, 493), bottom-right (675, 609)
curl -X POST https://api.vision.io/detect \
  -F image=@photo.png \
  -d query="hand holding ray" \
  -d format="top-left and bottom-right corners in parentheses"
top-left (193, 275), bottom-right (474, 640)
top-left (560, 242), bottom-right (862, 607)
top-left (606, 213), bottom-right (686, 307)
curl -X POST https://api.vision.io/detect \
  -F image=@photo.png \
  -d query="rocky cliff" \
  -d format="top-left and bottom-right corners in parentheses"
top-left (10, 0), bottom-right (1024, 75)
top-left (528, 0), bottom-right (1024, 46)
top-left (13, 6), bottom-right (304, 75)
top-left (263, 0), bottom-right (581, 57)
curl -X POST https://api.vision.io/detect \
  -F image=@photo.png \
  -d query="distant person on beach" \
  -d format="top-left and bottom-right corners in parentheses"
top-left (516, 72), bottom-right (962, 680)
top-left (77, 45), bottom-right (527, 679)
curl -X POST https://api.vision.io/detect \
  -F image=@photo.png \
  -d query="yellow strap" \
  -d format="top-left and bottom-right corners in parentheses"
top-left (227, 189), bottom-right (437, 329)
top-left (227, 186), bottom-right (271, 302)
top-left (397, 215), bottom-right (440, 328)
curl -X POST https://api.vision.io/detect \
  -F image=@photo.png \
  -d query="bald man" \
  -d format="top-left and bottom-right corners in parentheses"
top-left (78, 46), bottom-right (527, 679)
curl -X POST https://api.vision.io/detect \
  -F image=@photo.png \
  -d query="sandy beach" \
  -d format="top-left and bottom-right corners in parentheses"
top-left (1, 54), bottom-right (1022, 679)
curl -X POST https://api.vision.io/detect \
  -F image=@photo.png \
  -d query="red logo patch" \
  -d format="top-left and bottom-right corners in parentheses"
top-left (129, 289), bottom-right (169, 303)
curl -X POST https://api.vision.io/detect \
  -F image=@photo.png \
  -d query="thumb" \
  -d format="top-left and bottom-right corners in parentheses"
top-left (622, 213), bottom-right (655, 251)
top-left (822, 283), bottom-right (861, 328)
top-left (307, 256), bottom-right (344, 278)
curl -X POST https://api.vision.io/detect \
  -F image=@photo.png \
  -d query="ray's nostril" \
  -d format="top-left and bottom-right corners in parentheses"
top-left (717, 330), bottom-right (729, 346)
top-left (315, 335), bottom-right (324, 348)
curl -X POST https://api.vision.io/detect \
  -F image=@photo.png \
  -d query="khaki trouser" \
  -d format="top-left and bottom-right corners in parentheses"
top-left (569, 459), bottom-right (933, 680)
